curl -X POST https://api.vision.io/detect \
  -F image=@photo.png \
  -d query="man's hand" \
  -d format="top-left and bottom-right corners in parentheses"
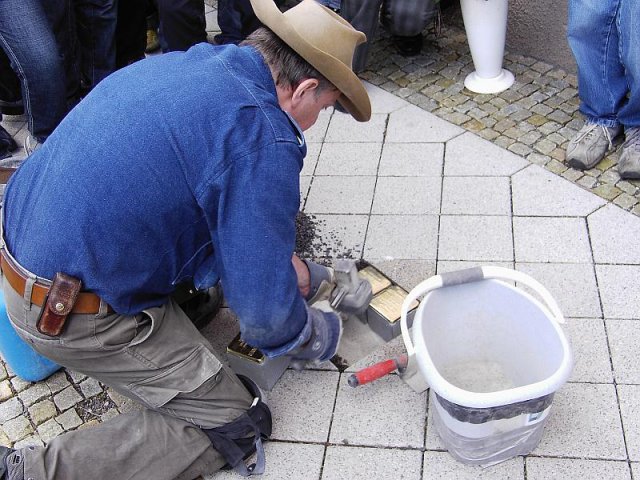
top-left (292, 254), bottom-right (311, 297)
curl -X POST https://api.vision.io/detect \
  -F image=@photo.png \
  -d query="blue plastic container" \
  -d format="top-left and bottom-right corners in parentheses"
top-left (0, 290), bottom-right (61, 382)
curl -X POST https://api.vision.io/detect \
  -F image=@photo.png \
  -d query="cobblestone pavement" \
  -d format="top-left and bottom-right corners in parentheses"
top-left (359, 6), bottom-right (640, 216)
top-left (1, 3), bottom-right (639, 480)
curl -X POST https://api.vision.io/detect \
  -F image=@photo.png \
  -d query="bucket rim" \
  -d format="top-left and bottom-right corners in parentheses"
top-left (412, 278), bottom-right (573, 409)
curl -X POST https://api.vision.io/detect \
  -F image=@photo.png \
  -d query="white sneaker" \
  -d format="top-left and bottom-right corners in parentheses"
top-left (566, 122), bottom-right (622, 170)
top-left (618, 127), bottom-right (640, 179)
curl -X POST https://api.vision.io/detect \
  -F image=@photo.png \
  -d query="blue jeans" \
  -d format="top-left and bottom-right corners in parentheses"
top-left (567, 0), bottom-right (640, 128)
top-left (0, 0), bottom-right (68, 142)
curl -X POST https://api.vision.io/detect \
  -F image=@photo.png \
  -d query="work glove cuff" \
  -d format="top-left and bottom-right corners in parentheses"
top-left (304, 260), bottom-right (334, 302)
top-left (289, 300), bottom-right (342, 363)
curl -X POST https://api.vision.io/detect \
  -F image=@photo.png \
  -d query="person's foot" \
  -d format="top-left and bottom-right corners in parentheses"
top-left (393, 34), bottom-right (423, 57)
top-left (145, 29), bottom-right (160, 53)
top-left (0, 125), bottom-right (17, 160)
top-left (618, 127), bottom-right (640, 179)
top-left (566, 122), bottom-right (623, 170)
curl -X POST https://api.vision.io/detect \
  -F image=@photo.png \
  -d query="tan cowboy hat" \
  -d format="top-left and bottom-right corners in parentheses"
top-left (249, 0), bottom-right (371, 122)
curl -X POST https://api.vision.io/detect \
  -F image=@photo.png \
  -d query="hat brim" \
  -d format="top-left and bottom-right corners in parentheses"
top-left (249, 0), bottom-right (371, 122)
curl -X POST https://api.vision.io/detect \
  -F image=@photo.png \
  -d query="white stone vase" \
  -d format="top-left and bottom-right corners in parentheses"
top-left (460, 0), bottom-right (514, 94)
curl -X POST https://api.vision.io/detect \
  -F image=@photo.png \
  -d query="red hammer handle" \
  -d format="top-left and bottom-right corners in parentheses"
top-left (348, 358), bottom-right (402, 387)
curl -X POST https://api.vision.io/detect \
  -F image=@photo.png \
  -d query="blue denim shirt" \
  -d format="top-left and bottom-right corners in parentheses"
top-left (3, 43), bottom-right (312, 356)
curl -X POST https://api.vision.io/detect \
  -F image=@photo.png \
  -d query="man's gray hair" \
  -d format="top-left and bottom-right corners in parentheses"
top-left (241, 27), bottom-right (334, 93)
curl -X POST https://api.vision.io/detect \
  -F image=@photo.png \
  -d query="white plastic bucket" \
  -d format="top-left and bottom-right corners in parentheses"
top-left (400, 266), bottom-right (572, 466)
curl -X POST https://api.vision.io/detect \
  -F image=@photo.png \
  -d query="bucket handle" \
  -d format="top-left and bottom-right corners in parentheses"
top-left (400, 266), bottom-right (565, 356)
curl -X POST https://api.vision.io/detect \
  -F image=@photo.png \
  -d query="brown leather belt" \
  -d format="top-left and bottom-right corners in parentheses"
top-left (0, 250), bottom-right (113, 314)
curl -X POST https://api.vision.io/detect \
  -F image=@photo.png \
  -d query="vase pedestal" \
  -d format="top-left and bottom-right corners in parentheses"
top-left (460, 0), bottom-right (514, 94)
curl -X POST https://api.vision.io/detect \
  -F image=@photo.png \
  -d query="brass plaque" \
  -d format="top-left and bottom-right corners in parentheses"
top-left (370, 285), bottom-right (419, 324)
top-left (227, 334), bottom-right (265, 364)
top-left (358, 266), bottom-right (392, 295)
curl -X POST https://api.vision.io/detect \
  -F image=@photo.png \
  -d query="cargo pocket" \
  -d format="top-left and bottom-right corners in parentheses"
top-left (129, 344), bottom-right (223, 409)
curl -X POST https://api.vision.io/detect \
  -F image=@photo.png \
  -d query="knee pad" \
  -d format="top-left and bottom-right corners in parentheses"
top-left (203, 375), bottom-right (272, 477)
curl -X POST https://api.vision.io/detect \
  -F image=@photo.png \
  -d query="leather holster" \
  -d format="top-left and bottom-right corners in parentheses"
top-left (36, 272), bottom-right (82, 337)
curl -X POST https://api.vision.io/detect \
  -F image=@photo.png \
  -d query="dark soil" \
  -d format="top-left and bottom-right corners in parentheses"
top-left (76, 392), bottom-right (118, 422)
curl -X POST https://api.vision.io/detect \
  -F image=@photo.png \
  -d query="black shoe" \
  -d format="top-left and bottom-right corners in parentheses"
top-left (173, 281), bottom-right (224, 330)
top-left (0, 125), bottom-right (17, 160)
top-left (393, 34), bottom-right (423, 56)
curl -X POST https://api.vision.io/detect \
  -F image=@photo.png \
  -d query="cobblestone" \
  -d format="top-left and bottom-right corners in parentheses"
top-left (0, 380), bottom-right (12, 402)
top-left (37, 418), bottom-right (64, 443)
top-left (0, 397), bottom-right (24, 422)
top-left (53, 386), bottom-right (83, 412)
top-left (2, 415), bottom-right (33, 443)
top-left (29, 400), bottom-right (57, 426)
top-left (19, 383), bottom-right (52, 407)
top-left (56, 409), bottom-right (83, 430)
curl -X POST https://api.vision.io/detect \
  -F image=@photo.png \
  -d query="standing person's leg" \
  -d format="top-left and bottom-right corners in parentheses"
top-left (383, 0), bottom-right (437, 56)
top-left (156, 0), bottom-right (206, 52)
top-left (340, 0), bottom-right (384, 73)
top-left (0, 49), bottom-right (23, 116)
top-left (616, 0), bottom-right (640, 178)
top-left (74, 0), bottom-right (118, 90)
top-left (115, 0), bottom-right (148, 68)
top-left (1, 270), bottom-right (265, 480)
top-left (565, 0), bottom-right (625, 169)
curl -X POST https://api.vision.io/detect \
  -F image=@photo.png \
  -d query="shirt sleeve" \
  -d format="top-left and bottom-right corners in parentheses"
top-left (198, 139), bottom-right (311, 355)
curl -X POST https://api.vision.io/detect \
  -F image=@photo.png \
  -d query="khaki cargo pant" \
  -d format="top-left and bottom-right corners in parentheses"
top-left (2, 268), bottom-right (253, 480)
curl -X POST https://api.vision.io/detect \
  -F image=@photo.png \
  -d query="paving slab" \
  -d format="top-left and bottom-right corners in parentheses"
top-left (444, 132), bottom-right (528, 176)
top-left (606, 319), bottom-right (640, 384)
top-left (322, 445), bottom-right (423, 480)
top-left (441, 176), bottom-right (511, 215)
top-left (535, 383), bottom-right (626, 460)
top-left (588, 204), bottom-right (640, 265)
top-left (365, 83), bottom-right (411, 114)
top-left (306, 213), bottom-right (369, 259)
top-left (515, 262), bottom-right (602, 318)
top-left (512, 166), bottom-right (606, 216)
top-left (387, 105), bottom-right (464, 143)
top-left (301, 142), bottom-right (322, 176)
top-left (422, 451), bottom-right (524, 479)
top-left (305, 176), bottom-right (376, 214)
top-left (438, 215), bottom-right (513, 262)
top-left (264, 370), bottom-right (338, 443)
top-left (315, 142), bottom-right (381, 176)
top-left (378, 143), bottom-right (444, 176)
top-left (525, 457), bottom-right (631, 480)
top-left (595, 265), bottom-right (640, 319)
top-left (207, 441), bottom-right (325, 480)
top-left (330, 374), bottom-right (427, 448)
top-left (364, 215), bottom-right (439, 260)
top-left (372, 176), bottom-right (442, 214)
top-left (562, 318), bottom-right (613, 383)
top-left (325, 113), bottom-right (387, 143)
top-left (303, 108), bottom-right (332, 143)
top-left (513, 217), bottom-right (592, 263)
top-left (618, 385), bottom-right (640, 461)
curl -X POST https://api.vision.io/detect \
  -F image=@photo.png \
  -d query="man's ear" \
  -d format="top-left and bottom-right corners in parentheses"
top-left (291, 78), bottom-right (320, 108)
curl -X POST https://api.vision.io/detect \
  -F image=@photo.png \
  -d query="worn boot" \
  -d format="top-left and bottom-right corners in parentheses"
top-left (618, 127), bottom-right (640, 179)
top-left (0, 446), bottom-right (24, 480)
top-left (566, 122), bottom-right (623, 170)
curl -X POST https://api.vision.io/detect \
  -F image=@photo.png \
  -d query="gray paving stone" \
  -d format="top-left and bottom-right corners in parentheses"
top-left (378, 143), bottom-right (444, 177)
top-left (2, 415), bottom-right (33, 443)
top-left (307, 214), bottom-right (368, 259)
top-left (563, 318), bottom-right (613, 383)
top-left (0, 380), bottom-right (12, 402)
top-left (300, 176), bottom-right (311, 202)
top-left (588, 204), bottom-right (640, 265)
top-left (19, 383), bottom-right (52, 407)
top-left (513, 217), bottom-right (592, 263)
top-left (325, 113), bottom-right (387, 143)
top-left (28, 399), bottom-right (57, 426)
top-left (304, 108), bottom-right (332, 143)
top-left (512, 166), bottom-right (606, 216)
top-left (526, 457), bottom-right (631, 480)
top-left (45, 371), bottom-right (71, 394)
top-left (438, 215), bottom-right (513, 262)
top-left (606, 320), bottom-right (640, 384)
top-left (535, 383), bottom-right (626, 459)
top-left (78, 378), bottom-right (103, 399)
top-left (365, 82), bottom-right (411, 114)
top-left (53, 386), bottom-right (83, 412)
top-left (0, 396), bottom-right (24, 422)
top-left (618, 385), bottom-right (640, 461)
top-left (387, 105), bottom-right (464, 143)
top-left (37, 418), bottom-right (63, 444)
top-left (444, 132), bottom-right (528, 176)
top-left (422, 451), bottom-right (524, 479)
top-left (265, 370), bottom-right (338, 442)
top-left (11, 376), bottom-right (31, 393)
top-left (364, 215), bottom-right (439, 260)
top-left (372, 177), bottom-right (442, 214)
top-left (56, 408), bottom-right (83, 430)
top-left (368, 259), bottom-right (436, 291)
top-left (305, 176), bottom-right (376, 214)
top-left (596, 265), bottom-right (640, 319)
top-left (315, 142), bottom-right (381, 176)
top-left (14, 435), bottom-right (44, 449)
top-left (330, 374), bottom-right (427, 448)
top-left (515, 263), bottom-right (602, 318)
top-left (441, 177), bottom-right (511, 215)
top-left (206, 441), bottom-right (325, 480)
top-left (322, 445), bottom-right (422, 480)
